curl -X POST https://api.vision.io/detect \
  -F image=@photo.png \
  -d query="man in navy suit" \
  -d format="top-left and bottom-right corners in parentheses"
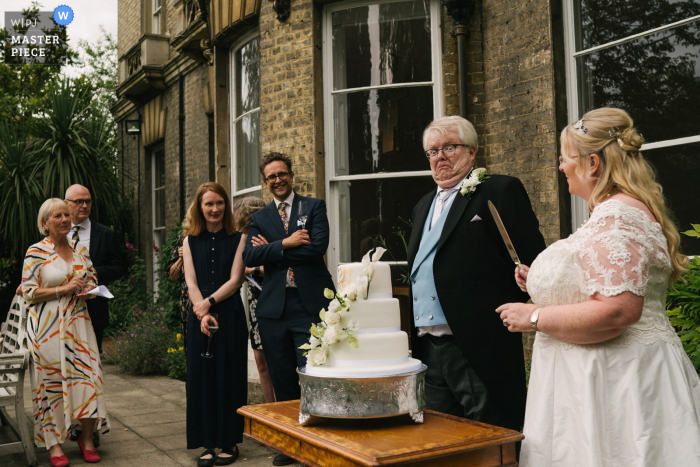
top-left (242, 153), bottom-right (334, 389)
top-left (65, 185), bottom-right (126, 353)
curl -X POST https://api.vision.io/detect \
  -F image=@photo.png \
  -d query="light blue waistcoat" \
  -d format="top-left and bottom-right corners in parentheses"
top-left (410, 193), bottom-right (456, 327)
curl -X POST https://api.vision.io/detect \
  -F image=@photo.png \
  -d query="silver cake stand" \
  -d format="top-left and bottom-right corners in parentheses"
top-left (296, 364), bottom-right (427, 426)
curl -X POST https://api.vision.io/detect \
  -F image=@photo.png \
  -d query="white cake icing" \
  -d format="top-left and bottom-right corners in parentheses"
top-left (305, 261), bottom-right (422, 378)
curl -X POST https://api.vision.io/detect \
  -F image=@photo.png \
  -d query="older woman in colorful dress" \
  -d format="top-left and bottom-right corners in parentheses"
top-left (497, 107), bottom-right (700, 466)
top-left (22, 198), bottom-right (109, 466)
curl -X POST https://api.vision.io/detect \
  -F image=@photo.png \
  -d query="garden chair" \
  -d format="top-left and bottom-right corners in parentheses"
top-left (0, 294), bottom-right (36, 466)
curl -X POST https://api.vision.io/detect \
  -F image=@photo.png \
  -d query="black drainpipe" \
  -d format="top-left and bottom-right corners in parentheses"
top-left (443, 0), bottom-right (473, 118)
top-left (179, 73), bottom-right (186, 220)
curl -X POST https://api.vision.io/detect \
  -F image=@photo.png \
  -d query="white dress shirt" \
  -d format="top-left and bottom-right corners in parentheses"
top-left (418, 173), bottom-right (472, 337)
top-left (68, 218), bottom-right (92, 250)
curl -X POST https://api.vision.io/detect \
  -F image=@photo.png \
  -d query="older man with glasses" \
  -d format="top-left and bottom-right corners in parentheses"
top-left (406, 116), bottom-right (546, 434)
top-left (64, 184), bottom-right (126, 355)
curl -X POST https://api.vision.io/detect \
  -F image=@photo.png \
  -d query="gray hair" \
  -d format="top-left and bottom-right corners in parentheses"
top-left (37, 198), bottom-right (69, 236)
top-left (422, 116), bottom-right (479, 154)
top-left (232, 196), bottom-right (267, 231)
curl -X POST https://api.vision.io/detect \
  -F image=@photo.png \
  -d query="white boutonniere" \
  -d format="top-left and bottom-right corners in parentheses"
top-left (459, 168), bottom-right (491, 197)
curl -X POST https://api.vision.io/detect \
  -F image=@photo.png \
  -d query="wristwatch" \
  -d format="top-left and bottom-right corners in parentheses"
top-left (530, 307), bottom-right (542, 332)
top-left (208, 296), bottom-right (216, 306)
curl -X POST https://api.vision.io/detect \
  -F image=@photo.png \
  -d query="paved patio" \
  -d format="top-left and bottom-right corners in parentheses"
top-left (0, 363), bottom-right (298, 467)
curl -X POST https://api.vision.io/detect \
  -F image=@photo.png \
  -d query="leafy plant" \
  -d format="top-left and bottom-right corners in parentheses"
top-left (0, 119), bottom-right (43, 258)
top-left (681, 224), bottom-right (700, 239)
top-left (156, 224), bottom-right (185, 331)
top-left (165, 333), bottom-right (186, 381)
top-left (667, 229), bottom-right (700, 375)
top-left (104, 308), bottom-right (171, 376)
top-left (105, 243), bottom-right (152, 336)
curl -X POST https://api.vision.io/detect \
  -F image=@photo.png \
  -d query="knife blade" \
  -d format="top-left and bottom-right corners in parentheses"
top-left (487, 200), bottom-right (524, 272)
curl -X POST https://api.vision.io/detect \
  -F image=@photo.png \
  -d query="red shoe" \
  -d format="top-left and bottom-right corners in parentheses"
top-left (49, 454), bottom-right (69, 467)
top-left (77, 435), bottom-right (101, 463)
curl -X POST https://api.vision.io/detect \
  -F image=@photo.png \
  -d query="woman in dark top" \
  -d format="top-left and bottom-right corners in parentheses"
top-left (183, 182), bottom-right (247, 467)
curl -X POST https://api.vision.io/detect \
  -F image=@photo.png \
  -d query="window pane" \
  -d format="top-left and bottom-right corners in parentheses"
top-left (332, 0), bottom-right (432, 90)
top-left (235, 111), bottom-right (261, 192)
top-left (154, 148), bottom-right (165, 189)
top-left (236, 37), bottom-right (260, 116)
top-left (154, 189), bottom-right (165, 228)
top-left (576, 0), bottom-right (700, 51)
top-left (335, 176), bottom-right (436, 266)
top-left (644, 143), bottom-right (700, 255)
top-left (334, 86), bottom-right (433, 176)
top-left (577, 21), bottom-right (700, 143)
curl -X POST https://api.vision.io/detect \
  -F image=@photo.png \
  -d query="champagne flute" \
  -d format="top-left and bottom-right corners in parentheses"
top-left (201, 313), bottom-right (218, 358)
top-left (297, 200), bottom-right (308, 230)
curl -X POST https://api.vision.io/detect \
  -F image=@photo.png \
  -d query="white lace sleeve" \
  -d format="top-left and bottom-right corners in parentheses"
top-left (576, 211), bottom-right (651, 298)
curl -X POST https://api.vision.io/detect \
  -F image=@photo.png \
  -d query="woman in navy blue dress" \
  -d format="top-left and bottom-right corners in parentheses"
top-left (183, 182), bottom-right (248, 467)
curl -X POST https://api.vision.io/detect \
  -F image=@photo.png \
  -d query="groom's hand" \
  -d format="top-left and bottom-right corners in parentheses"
top-left (282, 230), bottom-right (310, 250)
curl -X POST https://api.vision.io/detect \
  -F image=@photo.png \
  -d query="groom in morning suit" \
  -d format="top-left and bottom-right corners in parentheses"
top-left (407, 116), bottom-right (546, 431)
top-left (242, 153), bottom-right (335, 404)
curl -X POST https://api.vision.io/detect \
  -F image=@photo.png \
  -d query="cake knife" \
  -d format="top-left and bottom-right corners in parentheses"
top-left (487, 200), bottom-right (524, 272)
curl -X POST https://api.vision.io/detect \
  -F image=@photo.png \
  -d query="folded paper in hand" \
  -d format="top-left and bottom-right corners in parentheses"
top-left (83, 285), bottom-right (114, 299)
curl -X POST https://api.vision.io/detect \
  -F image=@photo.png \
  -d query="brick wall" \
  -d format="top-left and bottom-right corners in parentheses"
top-left (118, 0), bottom-right (141, 57)
top-left (259, 0), bottom-right (321, 201)
top-left (479, 0), bottom-right (560, 246)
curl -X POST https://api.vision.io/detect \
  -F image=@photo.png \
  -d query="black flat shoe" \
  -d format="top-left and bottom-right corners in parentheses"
top-left (197, 449), bottom-right (216, 467)
top-left (272, 453), bottom-right (295, 466)
top-left (214, 447), bottom-right (239, 465)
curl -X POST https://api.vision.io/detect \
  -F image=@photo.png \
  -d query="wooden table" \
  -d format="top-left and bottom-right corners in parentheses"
top-left (239, 400), bottom-right (523, 466)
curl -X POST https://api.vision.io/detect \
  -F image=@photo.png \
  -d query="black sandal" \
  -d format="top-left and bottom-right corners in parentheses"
top-left (197, 449), bottom-right (216, 467)
top-left (215, 447), bottom-right (239, 465)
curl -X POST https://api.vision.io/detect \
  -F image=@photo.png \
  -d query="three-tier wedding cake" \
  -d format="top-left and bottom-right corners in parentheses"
top-left (302, 248), bottom-right (422, 378)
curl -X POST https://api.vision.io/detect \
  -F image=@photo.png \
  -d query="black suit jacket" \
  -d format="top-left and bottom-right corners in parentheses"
top-left (242, 193), bottom-right (335, 319)
top-left (86, 221), bottom-right (126, 331)
top-left (407, 174), bottom-right (546, 430)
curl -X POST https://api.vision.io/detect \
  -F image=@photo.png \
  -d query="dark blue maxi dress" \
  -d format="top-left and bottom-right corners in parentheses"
top-left (186, 229), bottom-right (248, 449)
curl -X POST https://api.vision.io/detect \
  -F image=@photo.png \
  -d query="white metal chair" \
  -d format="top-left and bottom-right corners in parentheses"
top-left (0, 295), bottom-right (36, 466)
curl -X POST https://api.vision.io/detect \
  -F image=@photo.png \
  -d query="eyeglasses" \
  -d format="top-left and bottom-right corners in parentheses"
top-left (424, 144), bottom-right (467, 159)
top-left (66, 198), bottom-right (92, 206)
top-left (264, 172), bottom-right (290, 183)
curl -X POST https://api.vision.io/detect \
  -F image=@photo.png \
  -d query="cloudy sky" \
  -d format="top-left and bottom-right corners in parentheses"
top-left (2, 0), bottom-right (118, 75)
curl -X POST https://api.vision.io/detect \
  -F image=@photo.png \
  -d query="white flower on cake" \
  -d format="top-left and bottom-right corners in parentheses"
top-left (322, 326), bottom-right (339, 344)
top-left (356, 275), bottom-right (369, 300)
top-left (327, 299), bottom-right (342, 313)
top-left (324, 311), bottom-right (342, 327)
top-left (308, 348), bottom-right (326, 366)
top-left (346, 320), bottom-right (359, 333)
top-left (340, 284), bottom-right (358, 301)
top-left (459, 167), bottom-right (491, 197)
top-left (361, 247), bottom-right (387, 298)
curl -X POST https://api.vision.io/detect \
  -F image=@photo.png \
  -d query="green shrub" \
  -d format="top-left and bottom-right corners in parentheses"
top-left (105, 241), bottom-right (151, 336)
top-left (165, 333), bottom-right (186, 381)
top-left (156, 223), bottom-right (184, 331)
top-left (667, 256), bottom-right (700, 374)
top-left (104, 307), bottom-right (171, 376)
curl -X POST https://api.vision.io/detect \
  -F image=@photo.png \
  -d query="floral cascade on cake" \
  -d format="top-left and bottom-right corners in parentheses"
top-left (301, 248), bottom-right (422, 378)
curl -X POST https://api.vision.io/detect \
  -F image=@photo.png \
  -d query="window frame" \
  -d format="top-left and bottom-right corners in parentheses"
top-left (151, 143), bottom-right (166, 292)
top-left (152, 0), bottom-right (162, 34)
top-left (562, 2), bottom-right (700, 230)
top-left (322, 0), bottom-right (444, 277)
top-left (229, 29), bottom-right (262, 201)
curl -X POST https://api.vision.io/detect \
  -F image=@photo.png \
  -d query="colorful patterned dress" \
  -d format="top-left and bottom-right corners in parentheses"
top-left (22, 238), bottom-right (110, 449)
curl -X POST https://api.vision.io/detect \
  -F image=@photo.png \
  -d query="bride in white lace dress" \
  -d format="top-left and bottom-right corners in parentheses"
top-left (497, 108), bottom-right (700, 466)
